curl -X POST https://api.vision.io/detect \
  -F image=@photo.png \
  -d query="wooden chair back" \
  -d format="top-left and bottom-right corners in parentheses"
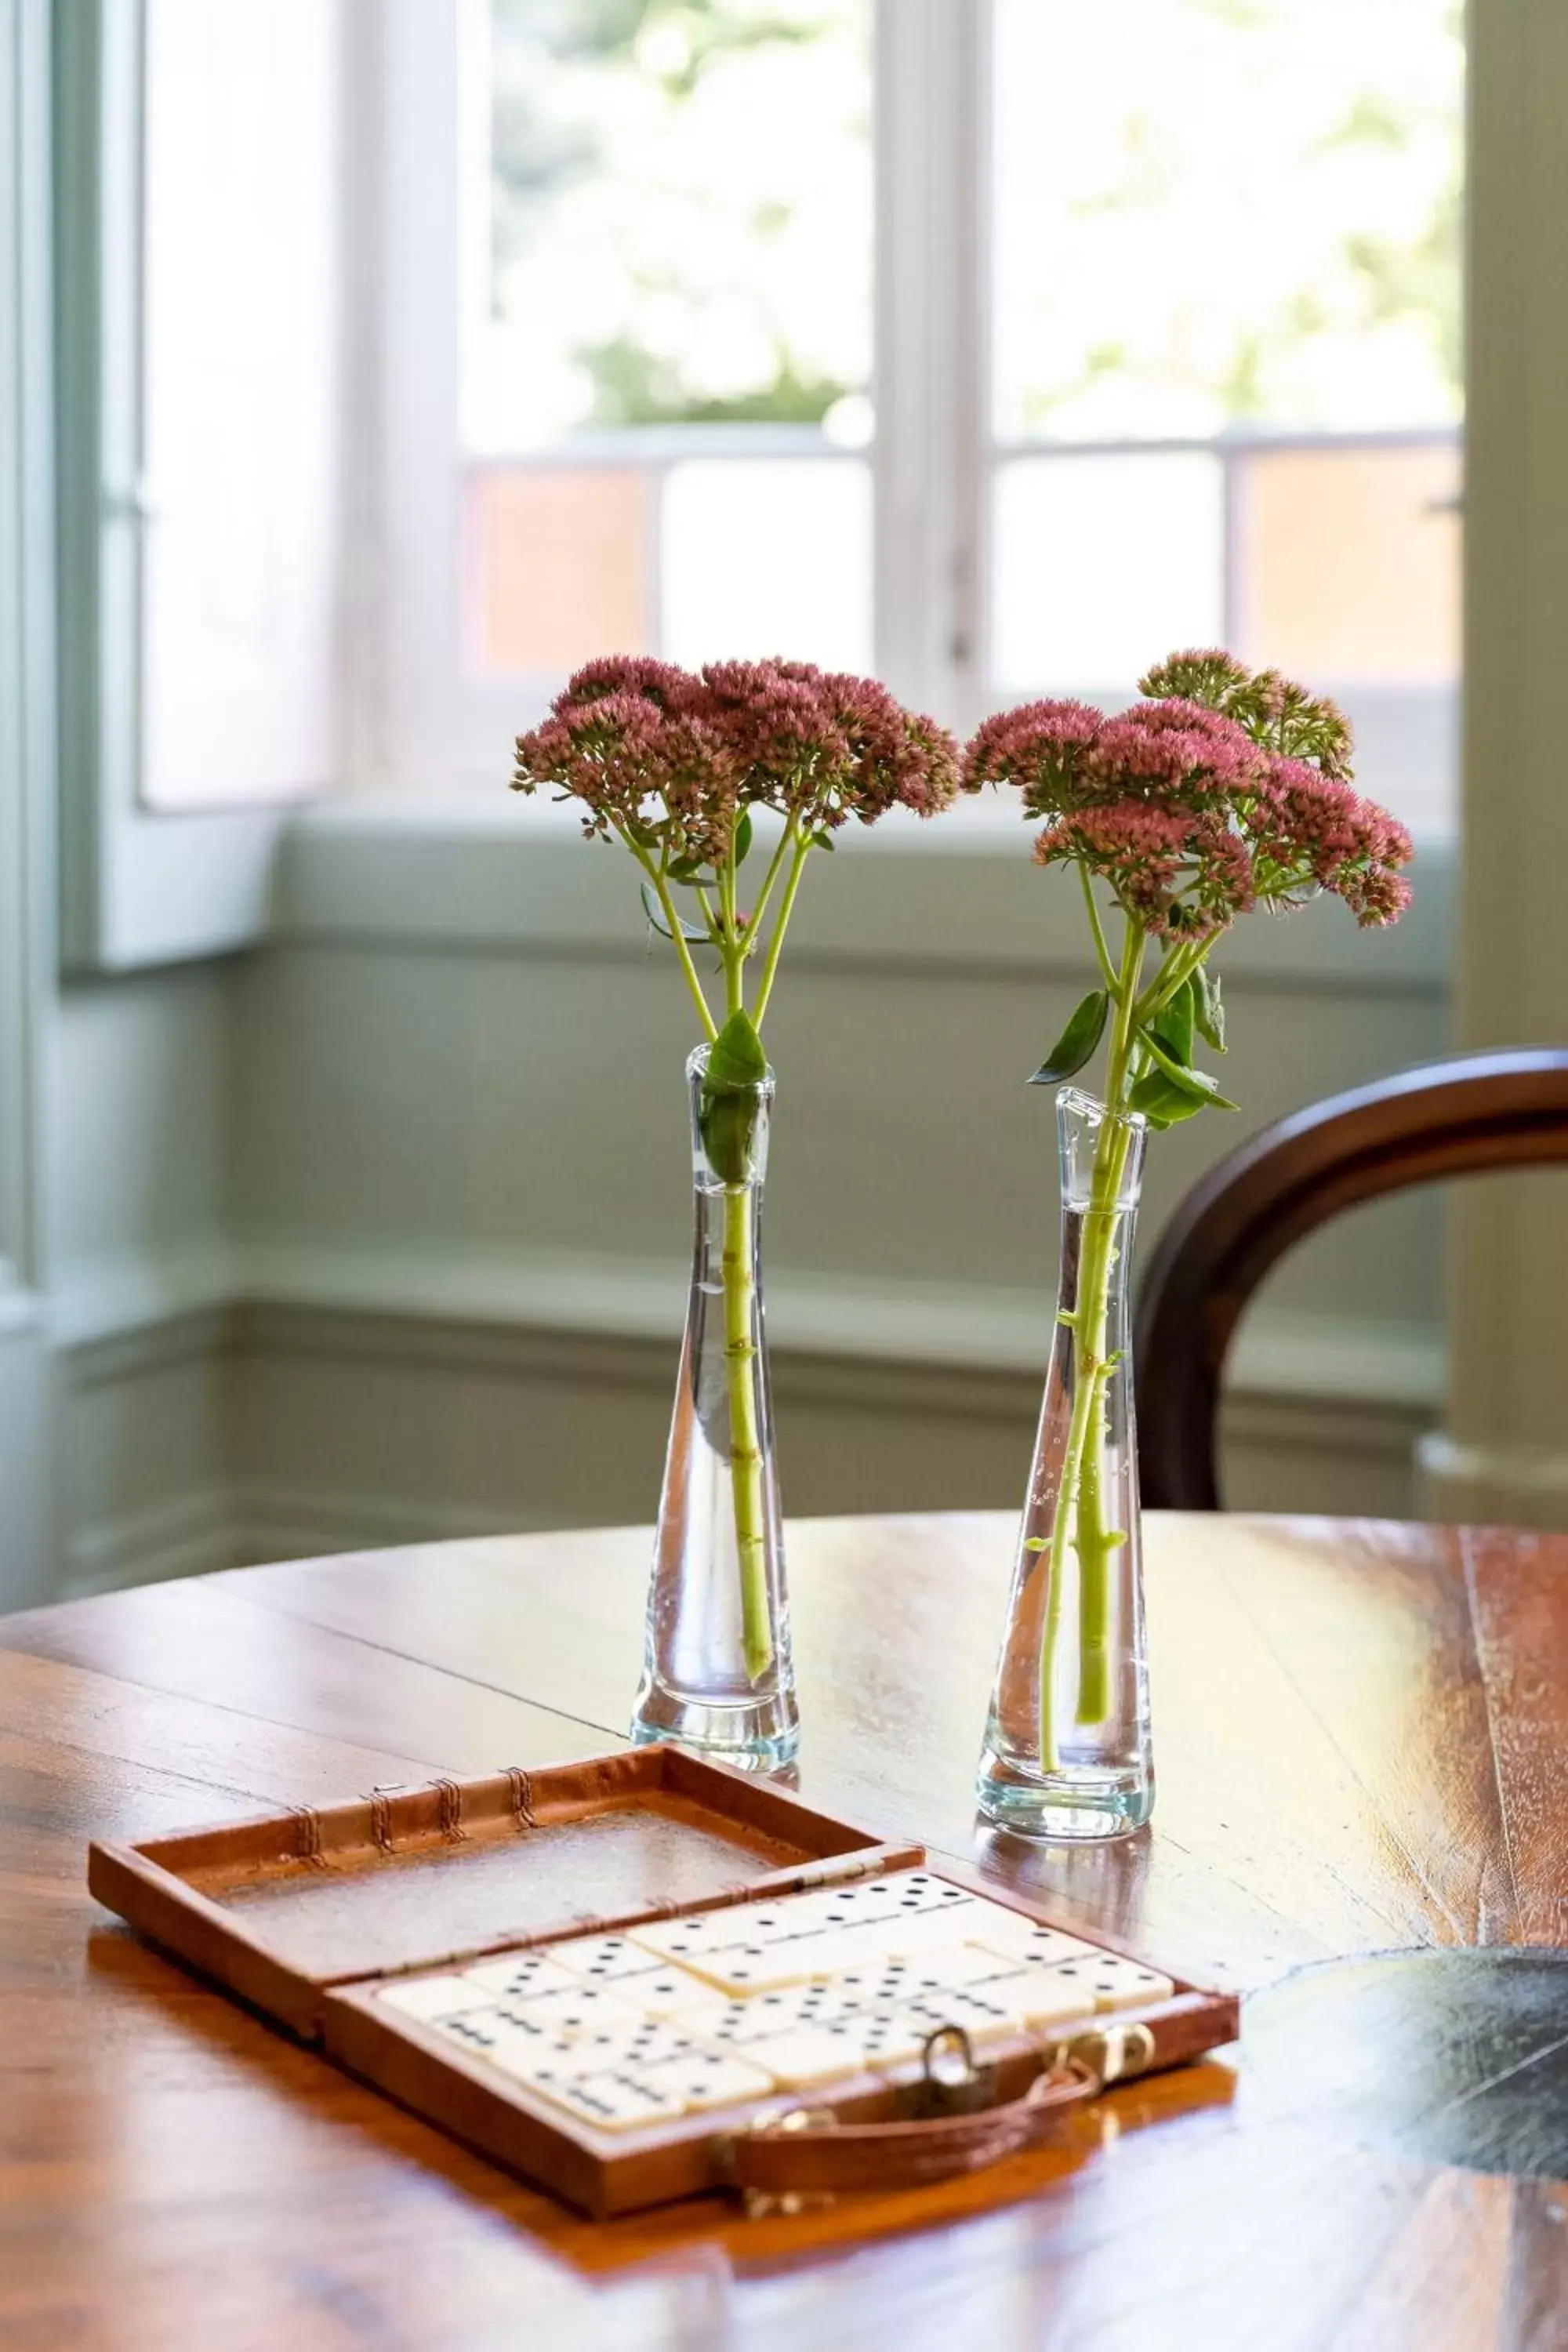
top-left (1134, 1047), bottom-right (1568, 1510)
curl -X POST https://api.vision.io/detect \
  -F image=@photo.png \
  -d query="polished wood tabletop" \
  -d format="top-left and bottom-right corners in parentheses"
top-left (5, 1512), bottom-right (1568, 2350)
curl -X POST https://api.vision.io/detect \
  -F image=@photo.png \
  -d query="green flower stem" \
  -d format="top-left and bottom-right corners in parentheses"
top-left (710, 807), bottom-right (786, 1686)
top-left (626, 818), bottom-right (772, 1683)
top-left (751, 831), bottom-right (811, 1028)
top-left (720, 843), bottom-right (743, 1011)
top-left (1070, 1114), bottom-right (1137, 1727)
top-left (746, 815), bottom-right (799, 946)
top-left (1133, 935), bottom-right (1209, 1029)
top-left (638, 801), bottom-right (811, 1692)
top-left (625, 838), bottom-right (717, 1042)
top-left (691, 879), bottom-right (722, 941)
top-left (1036, 1241), bottom-right (1106, 1770)
top-left (723, 1178), bottom-right (773, 1683)
top-left (1078, 862), bottom-right (1118, 993)
top-left (1038, 911), bottom-right (1144, 1768)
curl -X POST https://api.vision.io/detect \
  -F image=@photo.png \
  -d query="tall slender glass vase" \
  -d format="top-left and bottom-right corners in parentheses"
top-left (631, 1044), bottom-right (799, 1771)
top-left (977, 1087), bottom-right (1154, 1841)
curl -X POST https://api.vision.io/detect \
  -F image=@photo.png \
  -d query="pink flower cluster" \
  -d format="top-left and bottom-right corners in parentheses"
top-left (516, 671), bottom-right (733, 864)
top-left (1249, 757), bottom-right (1415, 925)
top-left (963, 649), bottom-right (1412, 940)
top-left (512, 655), bottom-right (961, 865)
top-left (967, 693), bottom-right (1269, 821)
top-left (1033, 805), bottom-right (1257, 940)
top-left (1140, 648), bottom-right (1356, 778)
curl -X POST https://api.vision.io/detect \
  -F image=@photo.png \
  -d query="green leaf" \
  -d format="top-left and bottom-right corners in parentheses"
top-left (701, 1009), bottom-right (769, 1183)
top-left (1193, 963), bottom-right (1226, 1053)
top-left (705, 1007), bottom-right (768, 1091)
top-left (639, 880), bottom-right (708, 944)
top-left (666, 855), bottom-right (706, 885)
top-left (734, 809), bottom-right (754, 866)
top-left (1027, 989), bottom-right (1109, 1087)
top-left (702, 1093), bottom-right (760, 1183)
top-left (1150, 975), bottom-right (1196, 1068)
top-left (812, 829), bottom-right (836, 851)
top-left (1139, 1030), bottom-right (1240, 1110)
top-left (1127, 1070), bottom-right (1203, 1131)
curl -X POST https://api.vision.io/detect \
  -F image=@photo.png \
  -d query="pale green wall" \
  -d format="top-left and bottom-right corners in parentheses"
top-left (9, 0), bottom-right (1470, 1603)
top-left (50, 970), bottom-right (234, 1300)
top-left (1420, 0), bottom-right (1568, 1526)
top-left (233, 902), bottom-right (1446, 1324)
top-left (0, 0), bottom-right (53, 1609)
top-left (30, 815), bottom-right (1452, 1594)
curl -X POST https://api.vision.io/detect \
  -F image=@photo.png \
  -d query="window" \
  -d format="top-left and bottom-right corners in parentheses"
top-left (138, 0), bottom-right (339, 812)
top-left (56, 0), bottom-right (341, 966)
top-left (377, 1), bottom-right (1463, 833)
top-left (990, 0), bottom-right (1462, 834)
top-left (469, 1), bottom-right (873, 677)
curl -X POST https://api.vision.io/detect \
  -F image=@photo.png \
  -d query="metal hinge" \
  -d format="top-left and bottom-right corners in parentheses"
top-left (1051, 2020), bottom-right (1159, 2090)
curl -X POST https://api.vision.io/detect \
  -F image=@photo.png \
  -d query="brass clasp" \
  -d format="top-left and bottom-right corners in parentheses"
top-left (1051, 2020), bottom-right (1158, 2090)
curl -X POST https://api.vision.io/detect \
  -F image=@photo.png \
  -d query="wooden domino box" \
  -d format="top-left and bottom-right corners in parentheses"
top-left (87, 1745), bottom-right (1239, 2218)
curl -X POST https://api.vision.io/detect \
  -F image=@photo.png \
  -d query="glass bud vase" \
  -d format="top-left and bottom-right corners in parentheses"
top-left (631, 1044), bottom-right (799, 1772)
top-left (977, 1087), bottom-right (1154, 1841)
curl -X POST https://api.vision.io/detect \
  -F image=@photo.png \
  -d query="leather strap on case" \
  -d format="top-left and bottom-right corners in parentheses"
top-left (726, 2060), bottom-right (1101, 2200)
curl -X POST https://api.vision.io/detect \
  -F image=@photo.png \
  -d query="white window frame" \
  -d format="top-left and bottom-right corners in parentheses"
top-left (368, 0), bottom-right (990, 793)
top-left (54, 0), bottom-right (339, 971)
top-left (367, 0), bottom-right (1456, 841)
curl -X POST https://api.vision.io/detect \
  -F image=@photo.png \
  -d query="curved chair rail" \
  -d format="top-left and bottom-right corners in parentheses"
top-left (1134, 1047), bottom-right (1568, 1512)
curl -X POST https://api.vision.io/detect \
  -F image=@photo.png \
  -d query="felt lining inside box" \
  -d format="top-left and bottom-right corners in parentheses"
top-left (88, 1746), bottom-right (916, 2022)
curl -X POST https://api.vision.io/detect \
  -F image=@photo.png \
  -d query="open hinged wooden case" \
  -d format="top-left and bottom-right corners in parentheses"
top-left (88, 1746), bottom-right (1238, 2218)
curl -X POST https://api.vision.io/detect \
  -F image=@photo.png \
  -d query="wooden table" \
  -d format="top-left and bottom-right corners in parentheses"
top-left (5, 1512), bottom-right (1568, 2350)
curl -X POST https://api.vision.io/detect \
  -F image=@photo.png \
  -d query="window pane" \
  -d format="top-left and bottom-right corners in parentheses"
top-left (993, 0), bottom-right (1462, 442)
top-left (662, 459), bottom-right (871, 672)
top-left (992, 453), bottom-right (1225, 692)
top-left (1236, 440), bottom-right (1460, 684)
top-left (476, 1), bottom-right (872, 452)
top-left (990, 0), bottom-right (1461, 829)
top-left (467, 4), bottom-right (872, 682)
top-left (140, 0), bottom-right (337, 808)
top-left (467, 466), bottom-right (652, 671)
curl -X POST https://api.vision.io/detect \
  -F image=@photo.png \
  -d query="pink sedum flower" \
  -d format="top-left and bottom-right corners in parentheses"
top-left (1082, 703), bottom-right (1267, 811)
top-left (1141, 648), bottom-right (1356, 779)
top-left (512, 680), bottom-right (740, 865)
top-left (513, 653), bottom-right (962, 853)
top-left (964, 695), bottom-right (1266, 823)
top-left (964, 699), bottom-right (1104, 807)
top-left (967, 650), bottom-right (1411, 939)
top-left (1247, 757), bottom-right (1414, 926)
top-left (1034, 801), bottom-right (1255, 942)
top-left (553, 654), bottom-right (694, 714)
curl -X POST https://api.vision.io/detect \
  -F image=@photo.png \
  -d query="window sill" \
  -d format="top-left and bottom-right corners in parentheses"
top-left (274, 793), bottom-right (1453, 993)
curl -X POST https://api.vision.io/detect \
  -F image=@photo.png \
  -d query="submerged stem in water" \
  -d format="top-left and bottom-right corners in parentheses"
top-left (1036, 912), bottom-right (1144, 1765)
top-left (722, 1181), bottom-right (772, 1682)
